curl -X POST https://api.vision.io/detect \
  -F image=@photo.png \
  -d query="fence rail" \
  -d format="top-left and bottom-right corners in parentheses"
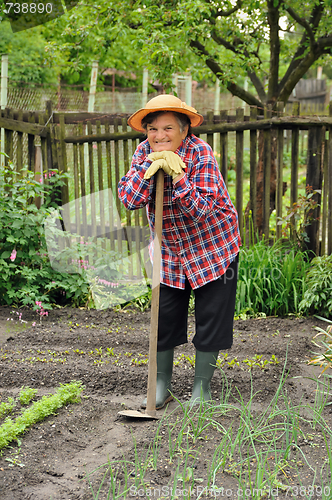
top-left (1, 101), bottom-right (331, 280)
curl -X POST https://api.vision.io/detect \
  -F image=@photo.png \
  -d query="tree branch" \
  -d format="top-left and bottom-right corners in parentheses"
top-left (210, 30), bottom-right (266, 101)
top-left (317, 36), bottom-right (332, 49)
top-left (279, 47), bottom-right (325, 103)
top-left (277, 1), bottom-right (324, 98)
top-left (285, 6), bottom-right (315, 48)
top-left (247, 72), bottom-right (266, 102)
top-left (210, 31), bottom-right (240, 54)
top-left (215, 0), bottom-right (243, 17)
top-left (203, 0), bottom-right (242, 18)
top-left (267, 0), bottom-right (280, 102)
top-left (189, 39), bottom-right (262, 108)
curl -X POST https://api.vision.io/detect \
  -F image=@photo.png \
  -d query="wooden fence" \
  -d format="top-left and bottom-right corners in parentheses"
top-left (1, 101), bottom-right (332, 276)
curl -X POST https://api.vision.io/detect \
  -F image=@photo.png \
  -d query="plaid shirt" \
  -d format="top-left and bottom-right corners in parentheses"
top-left (118, 135), bottom-right (241, 290)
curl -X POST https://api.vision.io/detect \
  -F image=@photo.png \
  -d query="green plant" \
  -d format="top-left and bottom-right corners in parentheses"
top-left (299, 256), bottom-right (332, 318)
top-left (0, 381), bottom-right (84, 450)
top-left (308, 317), bottom-right (332, 375)
top-left (18, 386), bottom-right (38, 406)
top-left (236, 239), bottom-right (309, 317)
top-left (0, 397), bottom-right (16, 418)
top-left (129, 287), bottom-right (152, 312)
top-left (277, 185), bottom-right (320, 251)
top-left (0, 162), bottom-right (89, 308)
top-left (4, 439), bottom-right (25, 468)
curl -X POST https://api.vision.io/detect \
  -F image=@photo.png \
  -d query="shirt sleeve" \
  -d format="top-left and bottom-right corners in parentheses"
top-left (118, 141), bottom-right (154, 210)
top-left (172, 144), bottom-right (224, 222)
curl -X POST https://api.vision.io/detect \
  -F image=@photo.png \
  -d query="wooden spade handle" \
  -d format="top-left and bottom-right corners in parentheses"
top-left (146, 169), bottom-right (164, 416)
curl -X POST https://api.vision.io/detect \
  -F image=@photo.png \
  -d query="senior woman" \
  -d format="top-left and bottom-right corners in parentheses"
top-left (118, 94), bottom-right (241, 408)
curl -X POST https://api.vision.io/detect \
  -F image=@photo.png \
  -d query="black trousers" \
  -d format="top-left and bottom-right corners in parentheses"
top-left (157, 254), bottom-right (239, 352)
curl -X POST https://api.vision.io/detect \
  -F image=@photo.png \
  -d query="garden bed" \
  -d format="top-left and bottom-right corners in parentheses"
top-left (0, 306), bottom-right (331, 500)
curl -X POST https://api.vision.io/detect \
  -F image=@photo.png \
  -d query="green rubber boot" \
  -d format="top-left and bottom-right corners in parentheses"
top-left (189, 350), bottom-right (219, 406)
top-left (141, 349), bottom-right (174, 410)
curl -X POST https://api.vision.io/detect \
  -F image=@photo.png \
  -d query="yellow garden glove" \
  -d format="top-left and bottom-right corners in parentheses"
top-left (144, 151), bottom-right (186, 180)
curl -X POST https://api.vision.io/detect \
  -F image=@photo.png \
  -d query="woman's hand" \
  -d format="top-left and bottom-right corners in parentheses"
top-left (144, 151), bottom-right (186, 180)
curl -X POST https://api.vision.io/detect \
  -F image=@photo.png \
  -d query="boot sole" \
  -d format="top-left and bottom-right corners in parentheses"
top-left (141, 394), bottom-right (173, 410)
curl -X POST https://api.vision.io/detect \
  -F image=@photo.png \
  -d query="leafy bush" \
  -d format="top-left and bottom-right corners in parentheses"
top-left (299, 255), bottom-right (332, 318)
top-left (236, 239), bottom-right (310, 317)
top-left (0, 162), bottom-right (90, 309)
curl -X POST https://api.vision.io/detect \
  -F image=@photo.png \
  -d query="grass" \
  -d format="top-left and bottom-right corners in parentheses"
top-left (84, 358), bottom-right (332, 499)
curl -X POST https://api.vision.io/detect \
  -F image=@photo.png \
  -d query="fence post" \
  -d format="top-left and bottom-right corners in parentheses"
top-left (34, 146), bottom-right (42, 209)
top-left (59, 114), bottom-right (69, 206)
top-left (290, 101), bottom-right (300, 241)
top-left (5, 108), bottom-right (13, 165)
top-left (305, 125), bottom-right (323, 255)
top-left (45, 100), bottom-right (53, 175)
top-left (78, 122), bottom-right (88, 240)
top-left (0, 54), bottom-right (8, 169)
top-left (276, 102), bottom-right (284, 240)
top-left (263, 105), bottom-right (272, 240)
top-left (185, 73), bottom-right (192, 106)
top-left (84, 61), bottom-right (98, 171)
top-left (88, 61), bottom-right (99, 113)
top-left (249, 106), bottom-right (258, 243)
top-left (328, 103), bottom-right (332, 255)
top-left (219, 110), bottom-right (228, 187)
top-left (236, 107), bottom-right (244, 242)
top-left (172, 74), bottom-right (178, 95)
top-left (142, 68), bottom-right (148, 107)
top-left (321, 133), bottom-right (328, 255)
top-left (206, 110), bottom-right (214, 149)
top-left (17, 110), bottom-right (23, 174)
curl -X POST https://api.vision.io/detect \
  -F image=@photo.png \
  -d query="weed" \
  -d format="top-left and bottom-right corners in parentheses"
top-left (4, 439), bottom-right (25, 468)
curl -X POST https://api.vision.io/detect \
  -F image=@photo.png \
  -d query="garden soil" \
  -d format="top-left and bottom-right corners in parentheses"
top-left (0, 305), bottom-right (331, 500)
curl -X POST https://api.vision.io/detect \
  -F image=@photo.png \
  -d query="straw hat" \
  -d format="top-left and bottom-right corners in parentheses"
top-left (128, 94), bottom-right (204, 132)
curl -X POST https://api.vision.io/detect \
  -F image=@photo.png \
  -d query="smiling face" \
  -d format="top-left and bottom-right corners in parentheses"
top-left (146, 112), bottom-right (188, 152)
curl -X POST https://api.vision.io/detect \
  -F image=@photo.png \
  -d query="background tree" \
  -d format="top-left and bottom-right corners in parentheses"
top-left (127, 0), bottom-right (332, 109)
top-left (0, 22), bottom-right (59, 85)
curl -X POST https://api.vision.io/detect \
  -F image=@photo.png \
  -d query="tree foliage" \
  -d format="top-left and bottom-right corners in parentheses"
top-left (124, 0), bottom-right (332, 108)
top-left (2, 1), bottom-right (332, 101)
top-left (41, 1), bottom-right (143, 86)
top-left (0, 22), bottom-right (58, 85)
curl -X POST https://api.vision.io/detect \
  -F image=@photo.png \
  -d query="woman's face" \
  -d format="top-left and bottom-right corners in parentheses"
top-left (146, 112), bottom-right (188, 152)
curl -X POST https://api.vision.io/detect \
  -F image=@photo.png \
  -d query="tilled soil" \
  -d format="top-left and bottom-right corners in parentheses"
top-left (0, 305), bottom-right (330, 500)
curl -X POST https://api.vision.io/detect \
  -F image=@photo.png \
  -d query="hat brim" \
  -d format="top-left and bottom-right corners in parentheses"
top-left (128, 106), bottom-right (204, 132)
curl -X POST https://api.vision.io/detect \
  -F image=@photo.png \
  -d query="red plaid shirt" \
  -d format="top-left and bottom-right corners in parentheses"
top-left (118, 135), bottom-right (241, 290)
